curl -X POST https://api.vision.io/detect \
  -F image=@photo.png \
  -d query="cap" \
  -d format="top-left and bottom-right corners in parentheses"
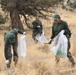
top-left (36, 13), bottom-right (41, 17)
top-left (54, 14), bottom-right (60, 20)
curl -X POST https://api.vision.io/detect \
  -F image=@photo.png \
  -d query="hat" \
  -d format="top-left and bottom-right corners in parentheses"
top-left (36, 14), bottom-right (41, 17)
top-left (54, 14), bottom-right (60, 20)
top-left (8, 33), bottom-right (16, 43)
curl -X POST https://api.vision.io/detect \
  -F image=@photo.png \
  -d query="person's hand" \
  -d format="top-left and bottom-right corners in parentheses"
top-left (23, 32), bottom-right (26, 35)
top-left (64, 30), bottom-right (71, 38)
top-left (37, 25), bottom-right (40, 28)
top-left (48, 39), bottom-right (53, 44)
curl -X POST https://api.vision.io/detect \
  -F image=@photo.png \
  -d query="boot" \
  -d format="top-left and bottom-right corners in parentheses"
top-left (71, 62), bottom-right (75, 67)
top-left (13, 56), bottom-right (18, 66)
top-left (55, 55), bottom-right (60, 63)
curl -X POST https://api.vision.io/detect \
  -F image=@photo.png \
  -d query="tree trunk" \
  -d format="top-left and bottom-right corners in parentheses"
top-left (10, 8), bottom-right (24, 30)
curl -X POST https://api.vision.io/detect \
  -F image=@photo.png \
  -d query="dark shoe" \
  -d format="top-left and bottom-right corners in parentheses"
top-left (55, 56), bottom-right (60, 63)
top-left (13, 56), bottom-right (18, 66)
top-left (71, 62), bottom-right (75, 67)
top-left (7, 64), bottom-right (10, 68)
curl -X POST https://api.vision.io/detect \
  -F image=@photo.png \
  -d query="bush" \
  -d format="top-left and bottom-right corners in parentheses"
top-left (0, 15), bottom-right (6, 24)
top-left (61, 5), bottom-right (66, 9)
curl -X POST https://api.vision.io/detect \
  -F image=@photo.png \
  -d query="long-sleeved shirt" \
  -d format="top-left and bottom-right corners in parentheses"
top-left (51, 20), bottom-right (71, 39)
top-left (32, 19), bottom-right (43, 34)
top-left (4, 28), bottom-right (23, 44)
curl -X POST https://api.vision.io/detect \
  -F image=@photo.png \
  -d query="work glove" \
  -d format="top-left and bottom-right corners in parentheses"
top-left (23, 32), bottom-right (26, 35)
top-left (48, 39), bottom-right (53, 44)
top-left (5, 60), bottom-right (10, 65)
top-left (37, 25), bottom-right (40, 28)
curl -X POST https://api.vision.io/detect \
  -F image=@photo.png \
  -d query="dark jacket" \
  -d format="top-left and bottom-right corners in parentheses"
top-left (4, 28), bottom-right (23, 44)
top-left (51, 20), bottom-right (71, 39)
top-left (32, 19), bottom-right (43, 34)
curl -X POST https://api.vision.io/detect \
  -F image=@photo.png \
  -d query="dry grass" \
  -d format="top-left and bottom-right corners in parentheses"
top-left (0, 8), bottom-right (76, 75)
top-left (0, 30), bottom-right (76, 75)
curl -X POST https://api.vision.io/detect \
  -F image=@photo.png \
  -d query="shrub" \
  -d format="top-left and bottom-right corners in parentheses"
top-left (0, 14), bottom-right (6, 24)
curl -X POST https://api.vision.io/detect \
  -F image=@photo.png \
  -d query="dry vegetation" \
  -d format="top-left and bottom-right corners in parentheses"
top-left (0, 7), bottom-right (76, 75)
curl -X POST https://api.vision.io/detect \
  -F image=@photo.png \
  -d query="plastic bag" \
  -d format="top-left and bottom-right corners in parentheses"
top-left (17, 35), bottom-right (26, 57)
top-left (50, 30), bottom-right (68, 58)
top-left (35, 30), bottom-right (48, 44)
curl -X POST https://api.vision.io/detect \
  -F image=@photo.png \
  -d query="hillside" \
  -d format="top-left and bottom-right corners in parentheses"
top-left (0, 6), bottom-right (76, 75)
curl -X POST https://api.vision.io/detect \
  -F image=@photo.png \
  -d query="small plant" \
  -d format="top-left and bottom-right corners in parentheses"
top-left (61, 5), bottom-right (66, 9)
top-left (0, 14), bottom-right (6, 24)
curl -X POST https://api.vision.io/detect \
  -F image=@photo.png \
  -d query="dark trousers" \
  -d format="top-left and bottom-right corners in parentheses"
top-left (56, 38), bottom-right (75, 65)
top-left (32, 30), bottom-right (39, 40)
top-left (32, 33), bottom-right (37, 40)
top-left (32, 29), bottom-right (42, 41)
top-left (4, 42), bottom-right (18, 63)
top-left (67, 38), bottom-right (75, 64)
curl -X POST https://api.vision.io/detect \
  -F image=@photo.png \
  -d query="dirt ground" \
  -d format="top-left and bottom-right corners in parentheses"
top-left (0, 8), bottom-right (76, 75)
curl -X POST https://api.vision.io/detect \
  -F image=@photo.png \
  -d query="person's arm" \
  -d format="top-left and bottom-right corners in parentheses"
top-left (18, 29), bottom-right (26, 35)
top-left (38, 20), bottom-right (43, 29)
top-left (18, 29), bottom-right (24, 34)
top-left (48, 24), bottom-right (55, 44)
top-left (64, 22), bottom-right (71, 38)
top-left (14, 28), bottom-right (26, 35)
top-left (37, 21), bottom-right (43, 35)
top-left (51, 24), bottom-right (55, 39)
top-left (32, 20), bottom-right (39, 29)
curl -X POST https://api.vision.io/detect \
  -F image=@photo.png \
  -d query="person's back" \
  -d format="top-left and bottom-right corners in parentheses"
top-left (4, 28), bottom-right (23, 44)
top-left (4, 32), bottom-right (16, 44)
